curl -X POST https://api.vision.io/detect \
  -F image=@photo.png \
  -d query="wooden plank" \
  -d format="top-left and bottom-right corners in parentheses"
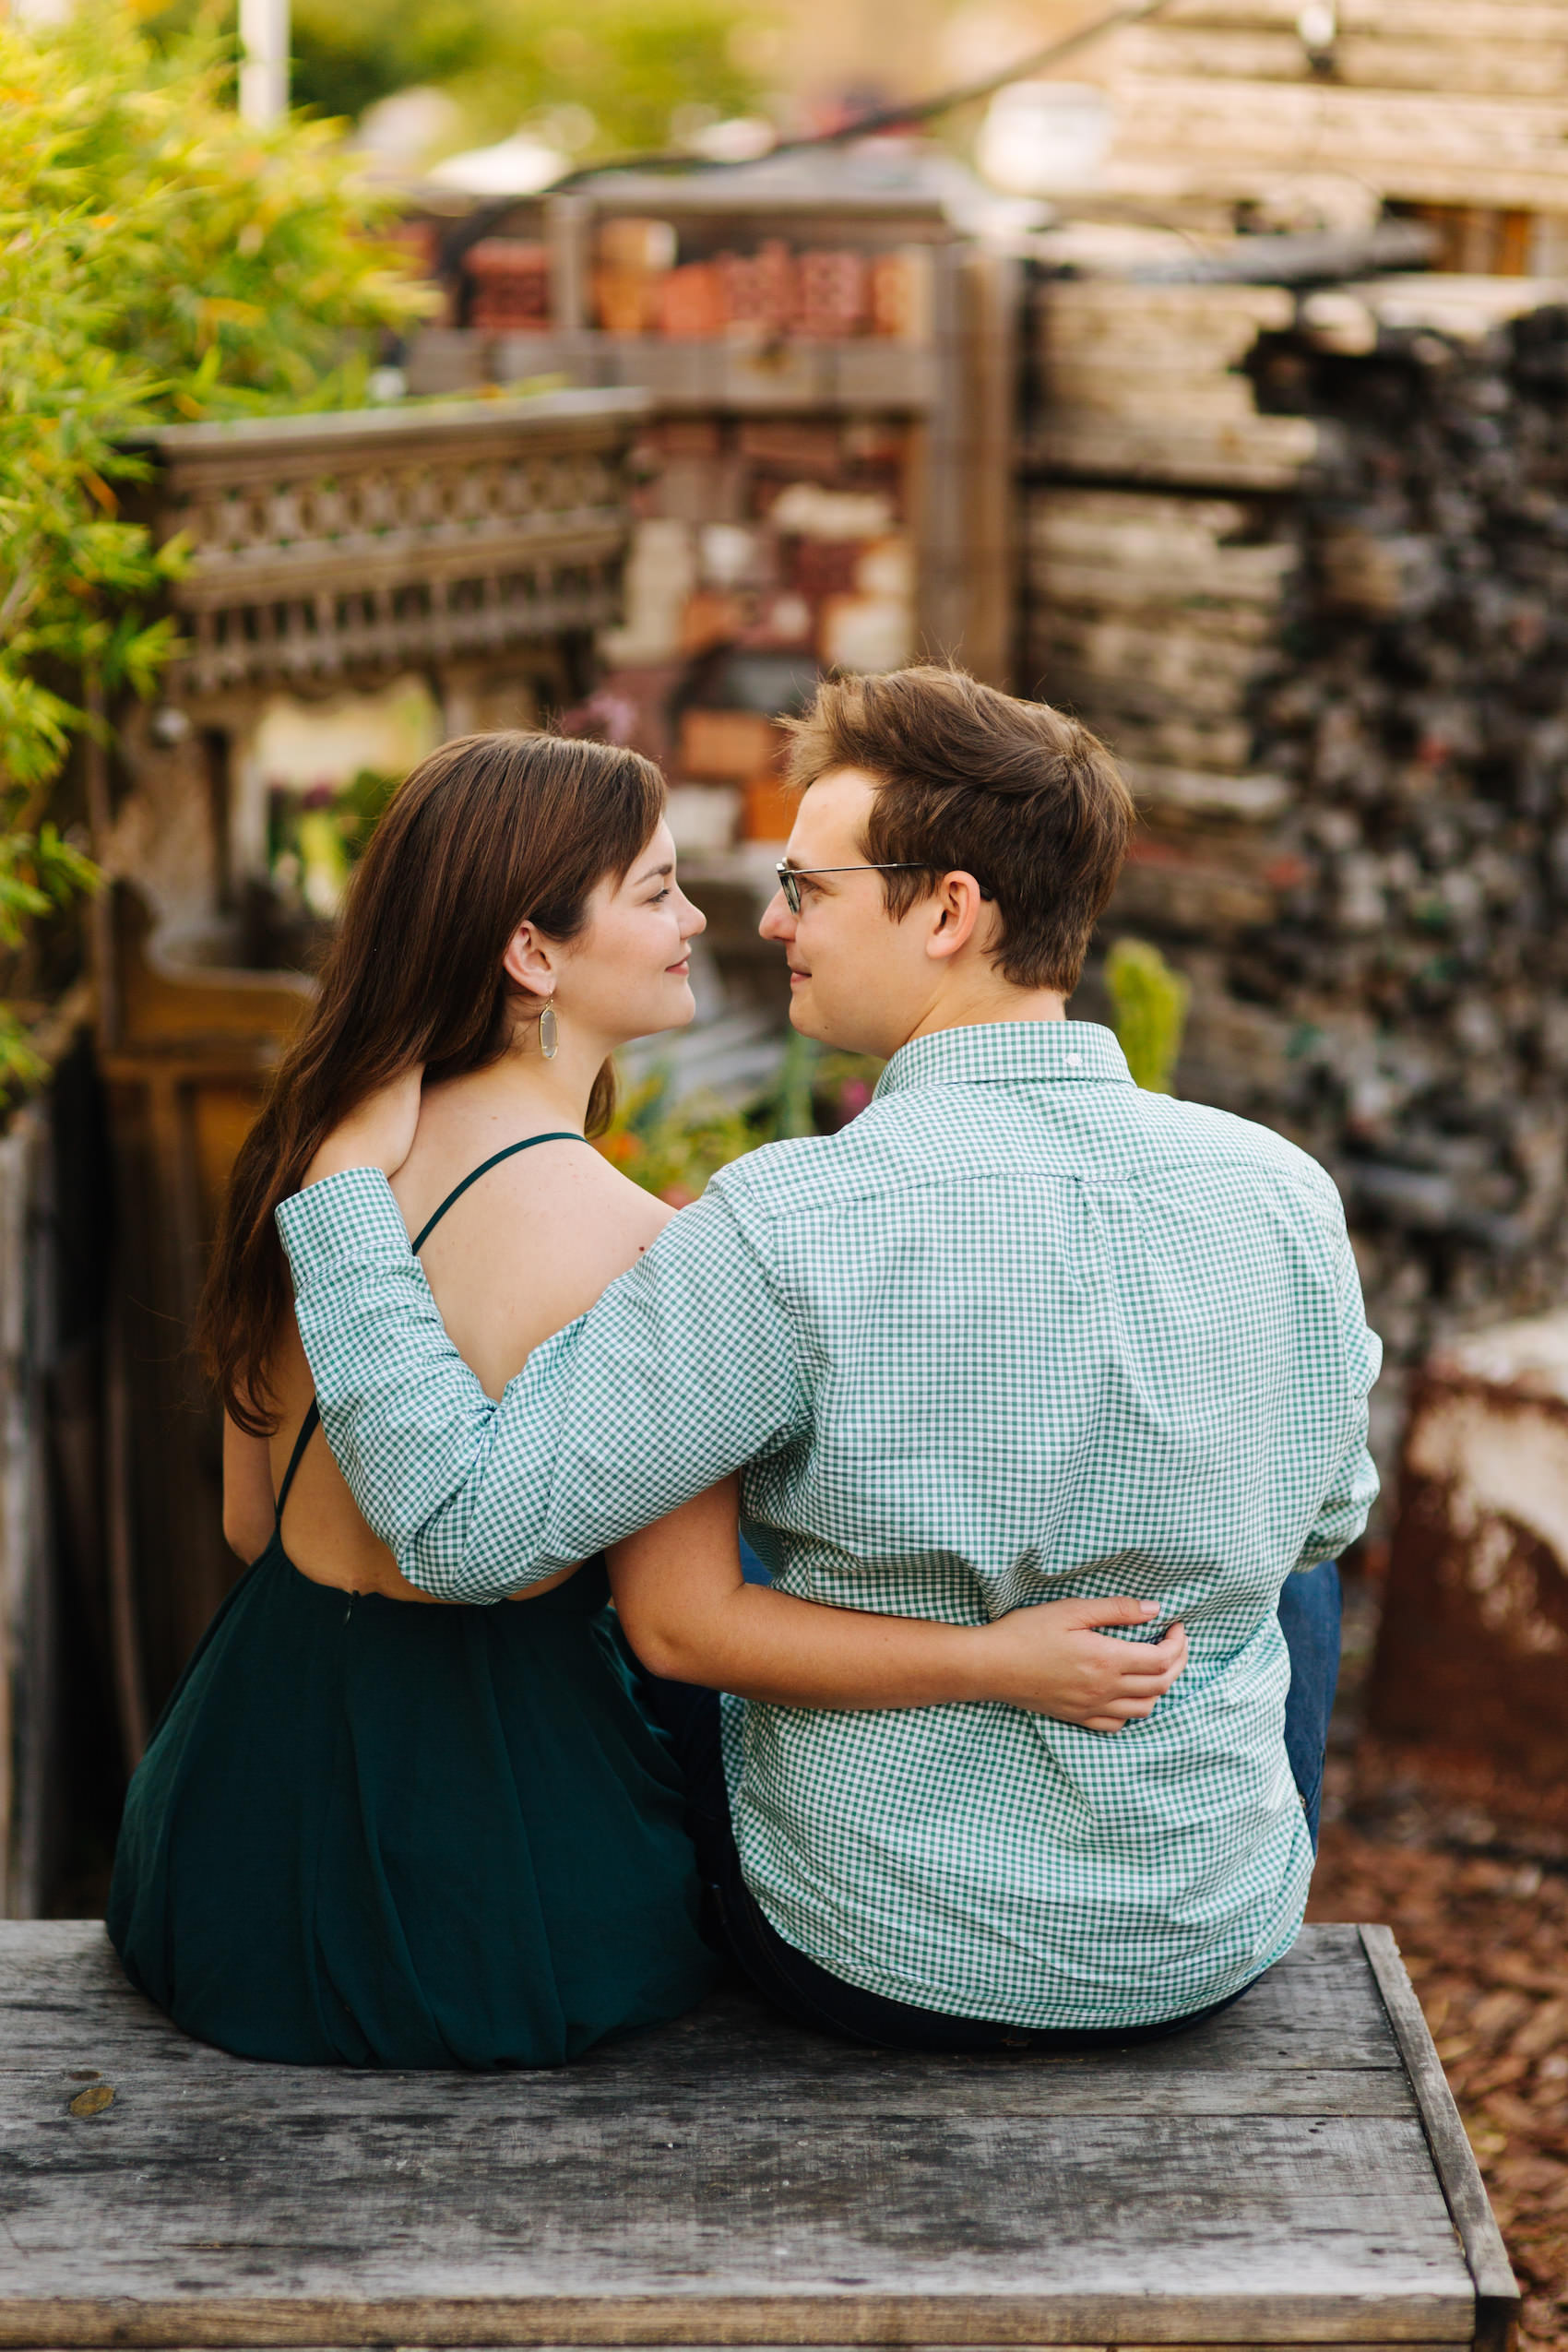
top-left (1120, 23), bottom-right (1568, 93)
top-left (0, 1926), bottom-right (1476, 2347)
top-left (1024, 416), bottom-right (1321, 493)
top-left (1102, 75), bottom-right (1568, 208)
top-left (1043, 373), bottom-right (1262, 427)
top-left (1039, 618), bottom-right (1284, 695)
top-left (1040, 282), bottom-right (1298, 327)
top-left (1026, 526), bottom-right (1298, 588)
top-left (0, 1110), bottom-right (49, 1917)
top-left (1359, 1926), bottom-right (1520, 2352)
top-left (1124, 764), bottom-right (1294, 825)
top-left (1039, 659), bottom-right (1253, 725)
top-left (479, 333), bottom-right (944, 417)
top-left (1141, 0), bottom-right (1568, 40)
top-left (1026, 488), bottom-right (1265, 540)
top-left (1110, 75), bottom-right (1568, 153)
top-left (0, 1925), bottom-right (1407, 2079)
top-left (954, 247), bottom-right (1016, 687)
top-left (1026, 587), bottom-right (1285, 644)
top-left (1101, 154), bottom-right (1568, 211)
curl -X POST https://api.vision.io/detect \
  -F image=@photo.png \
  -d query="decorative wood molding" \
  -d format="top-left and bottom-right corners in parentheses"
top-left (131, 391), bottom-right (648, 695)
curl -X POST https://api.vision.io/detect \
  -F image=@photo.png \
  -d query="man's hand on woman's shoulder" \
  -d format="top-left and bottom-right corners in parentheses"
top-left (303, 1066), bottom-right (425, 1190)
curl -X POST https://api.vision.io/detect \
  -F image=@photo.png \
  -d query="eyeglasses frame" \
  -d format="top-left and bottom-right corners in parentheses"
top-left (774, 861), bottom-right (932, 916)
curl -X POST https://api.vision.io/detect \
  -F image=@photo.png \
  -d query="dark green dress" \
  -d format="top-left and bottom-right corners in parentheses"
top-left (108, 1137), bottom-right (719, 2069)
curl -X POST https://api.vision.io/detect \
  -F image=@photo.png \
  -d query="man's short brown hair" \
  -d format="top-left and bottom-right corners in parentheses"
top-left (784, 666), bottom-right (1134, 994)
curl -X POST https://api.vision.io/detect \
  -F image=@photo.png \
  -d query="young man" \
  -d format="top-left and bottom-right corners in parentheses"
top-left (278, 668), bottom-right (1379, 2049)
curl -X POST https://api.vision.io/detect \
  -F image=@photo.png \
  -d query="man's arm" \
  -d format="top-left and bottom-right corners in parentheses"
top-left (276, 1164), bottom-right (806, 1602)
top-left (1292, 1206), bottom-right (1383, 1572)
top-left (1292, 1393), bottom-right (1379, 1572)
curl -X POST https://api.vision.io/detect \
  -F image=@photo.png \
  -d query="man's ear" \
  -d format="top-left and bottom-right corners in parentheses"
top-left (926, 872), bottom-right (988, 963)
top-left (502, 921), bottom-right (556, 994)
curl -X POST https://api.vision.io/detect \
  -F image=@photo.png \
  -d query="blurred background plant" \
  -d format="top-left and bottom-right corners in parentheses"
top-left (0, 0), bottom-right (432, 1107)
top-left (600, 964), bottom-right (1193, 1206)
top-left (1105, 937), bottom-right (1191, 1094)
top-left (598, 1034), bottom-right (886, 1202)
top-left (267, 767), bottom-right (402, 921)
top-left (281, 0), bottom-right (771, 161)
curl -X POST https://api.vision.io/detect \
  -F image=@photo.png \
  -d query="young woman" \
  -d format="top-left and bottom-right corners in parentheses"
top-left (108, 731), bottom-right (1185, 2070)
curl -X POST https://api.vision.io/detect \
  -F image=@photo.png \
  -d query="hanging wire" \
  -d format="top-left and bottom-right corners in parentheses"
top-left (435, 0), bottom-right (1181, 273)
top-left (552, 0), bottom-right (1182, 188)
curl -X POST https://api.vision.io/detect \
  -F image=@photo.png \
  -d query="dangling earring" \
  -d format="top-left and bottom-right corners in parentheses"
top-left (539, 1002), bottom-right (559, 1061)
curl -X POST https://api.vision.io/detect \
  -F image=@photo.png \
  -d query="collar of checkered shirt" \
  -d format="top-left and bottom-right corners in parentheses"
top-left (873, 1019), bottom-right (1134, 1101)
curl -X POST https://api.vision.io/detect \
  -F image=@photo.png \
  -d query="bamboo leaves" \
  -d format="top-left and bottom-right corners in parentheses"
top-left (0, 1), bottom-right (432, 1104)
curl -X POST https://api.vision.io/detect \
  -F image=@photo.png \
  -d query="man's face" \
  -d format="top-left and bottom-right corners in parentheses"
top-left (757, 767), bottom-right (935, 1056)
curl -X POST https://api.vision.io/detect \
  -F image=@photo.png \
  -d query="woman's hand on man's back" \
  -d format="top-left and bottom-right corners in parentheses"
top-left (304, 1066), bottom-right (425, 1189)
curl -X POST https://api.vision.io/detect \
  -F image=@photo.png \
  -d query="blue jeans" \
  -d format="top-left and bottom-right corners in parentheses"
top-left (1277, 1556), bottom-right (1342, 1848)
top-left (654, 1553), bottom-right (1343, 2052)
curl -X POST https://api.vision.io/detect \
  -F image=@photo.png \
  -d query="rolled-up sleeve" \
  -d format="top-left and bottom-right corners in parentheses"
top-left (277, 1163), bottom-right (807, 1601)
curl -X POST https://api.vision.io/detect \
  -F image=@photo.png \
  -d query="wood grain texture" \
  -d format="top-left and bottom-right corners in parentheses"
top-left (0, 1925), bottom-right (1476, 2348)
top-left (1358, 1928), bottom-right (1520, 2352)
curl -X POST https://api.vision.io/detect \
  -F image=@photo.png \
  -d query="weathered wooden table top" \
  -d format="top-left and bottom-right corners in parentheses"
top-left (0, 1921), bottom-right (1516, 2350)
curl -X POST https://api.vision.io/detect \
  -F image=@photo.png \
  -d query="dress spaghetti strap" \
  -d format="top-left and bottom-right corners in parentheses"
top-left (410, 1134), bottom-right (581, 1250)
top-left (273, 1131), bottom-right (585, 1515)
top-left (274, 1402), bottom-right (321, 1526)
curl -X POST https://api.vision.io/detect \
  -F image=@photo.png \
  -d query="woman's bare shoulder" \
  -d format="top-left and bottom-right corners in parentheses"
top-left (411, 1140), bottom-right (676, 1389)
top-left (475, 1137), bottom-right (672, 1250)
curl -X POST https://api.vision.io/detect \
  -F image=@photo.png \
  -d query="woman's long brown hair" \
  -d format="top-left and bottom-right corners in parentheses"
top-left (198, 730), bottom-right (665, 1436)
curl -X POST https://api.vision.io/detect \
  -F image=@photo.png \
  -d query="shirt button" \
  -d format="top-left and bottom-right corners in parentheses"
top-left (1066, 1051), bottom-right (1081, 1067)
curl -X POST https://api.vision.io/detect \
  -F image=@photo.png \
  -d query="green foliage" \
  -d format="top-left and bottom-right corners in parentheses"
top-left (1106, 937), bottom-right (1191, 1094)
top-left (290, 0), bottom-right (767, 155)
top-left (0, 1), bottom-right (431, 1107)
top-left (268, 766), bottom-right (402, 918)
top-left (595, 1072), bottom-right (758, 1205)
top-left (596, 1040), bottom-right (884, 1203)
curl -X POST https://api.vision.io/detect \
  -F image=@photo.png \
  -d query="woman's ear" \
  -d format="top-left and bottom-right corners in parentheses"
top-left (502, 921), bottom-right (556, 996)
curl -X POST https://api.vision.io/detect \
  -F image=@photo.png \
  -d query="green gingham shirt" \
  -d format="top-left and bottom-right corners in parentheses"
top-left (278, 1019), bottom-right (1380, 2030)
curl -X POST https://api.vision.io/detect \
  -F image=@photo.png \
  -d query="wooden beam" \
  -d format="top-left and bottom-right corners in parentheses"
top-left (1359, 1927), bottom-right (1520, 2352)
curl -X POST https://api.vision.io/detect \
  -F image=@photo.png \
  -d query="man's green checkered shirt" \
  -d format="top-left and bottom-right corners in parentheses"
top-left (278, 1019), bottom-right (1380, 2030)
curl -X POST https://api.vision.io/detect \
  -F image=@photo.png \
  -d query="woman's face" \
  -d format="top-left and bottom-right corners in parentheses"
top-left (552, 820), bottom-right (707, 1048)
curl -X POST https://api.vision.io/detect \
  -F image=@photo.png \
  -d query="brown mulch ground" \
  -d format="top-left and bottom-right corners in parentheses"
top-left (1308, 1815), bottom-right (1568, 2350)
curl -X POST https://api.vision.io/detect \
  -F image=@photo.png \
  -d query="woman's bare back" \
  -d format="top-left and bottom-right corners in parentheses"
top-left (255, 1072), bottom-right (674, 1598)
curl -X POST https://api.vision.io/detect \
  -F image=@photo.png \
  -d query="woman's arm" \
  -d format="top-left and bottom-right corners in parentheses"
top-left (608, 1482), bottom-right (1186, 1732)
top-left (222, 1415), bottom-right (278, 1565)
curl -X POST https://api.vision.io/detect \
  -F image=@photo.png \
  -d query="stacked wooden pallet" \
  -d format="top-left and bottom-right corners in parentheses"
top-left (1025, 265), bottom-right (1568, 1381)
top-left (1023, 487), bottom-right (1300, 780)
top-left (1101, 0), bottom-right (1568, 226)
top-left (1028, 280), bottom-right (1320, 486)
top-left (1022, 278), bottom-right (1313, 958)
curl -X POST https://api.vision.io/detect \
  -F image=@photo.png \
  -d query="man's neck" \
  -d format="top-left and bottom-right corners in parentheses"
top-left (903, 986), bottom-right (1067, 1049)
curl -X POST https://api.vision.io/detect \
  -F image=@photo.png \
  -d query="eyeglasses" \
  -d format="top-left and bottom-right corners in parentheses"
top-left (774, 861), bottom-right (931, 916)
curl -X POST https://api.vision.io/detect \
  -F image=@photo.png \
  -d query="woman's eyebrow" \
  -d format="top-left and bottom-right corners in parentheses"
top-left (635, 859), bottom-right (675, 885)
